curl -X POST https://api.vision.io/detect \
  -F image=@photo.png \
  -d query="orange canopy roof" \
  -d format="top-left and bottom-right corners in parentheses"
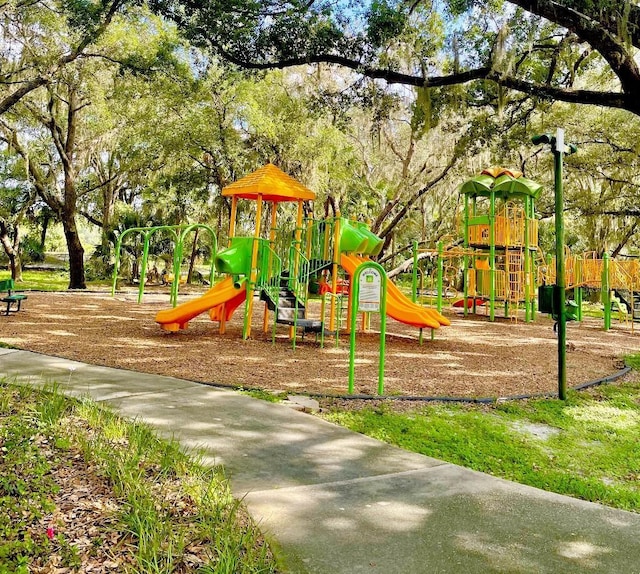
top-left (222, 164), bottom-right (316, 202)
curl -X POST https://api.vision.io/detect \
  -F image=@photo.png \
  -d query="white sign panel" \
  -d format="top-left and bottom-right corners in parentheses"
top-left (358, 268), bottom-right (382, 312)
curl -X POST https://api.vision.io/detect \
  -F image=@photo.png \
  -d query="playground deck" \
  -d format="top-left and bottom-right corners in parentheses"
top-left (2, 289), bottom-right (638, 399)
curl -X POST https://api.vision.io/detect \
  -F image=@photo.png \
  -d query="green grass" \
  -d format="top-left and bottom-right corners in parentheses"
top-left (322, 373), bottom-right (640, 512)
top-left (0, 270), bottom-right (111, 291)
top-left (0, 382), bottom-right (279, 573)
top-left (240, 388), bottom-right (288, 402)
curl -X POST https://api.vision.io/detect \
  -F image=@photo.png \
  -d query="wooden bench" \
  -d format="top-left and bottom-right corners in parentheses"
top-left (0, 278), bottom-right (27, 315)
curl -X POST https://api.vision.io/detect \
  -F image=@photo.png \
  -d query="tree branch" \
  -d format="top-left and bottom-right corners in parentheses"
top-left (507, 0), bottom-right (640, 94)
top-left (487, 70), bottom-right (636, 112)
top-left (379, 156), bottom-right (457, 240)
top-left (0, 0), bottom-right (127, 116)
top-left (79, 209), bottom-right (103, 228)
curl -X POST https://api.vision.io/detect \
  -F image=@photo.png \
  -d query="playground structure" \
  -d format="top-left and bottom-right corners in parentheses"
top-left (405, 167), bottom-right (639, 330)
top-left (111, 224), bottom-right (217, 306)
top-left (154, 164), bottom-right (450, 346)
top-left (409, 168), bottom-right (543, 322)
top-left (460, 168), bottom-right (542, 322)
top-left (541, 251), bottom-right (640, 330)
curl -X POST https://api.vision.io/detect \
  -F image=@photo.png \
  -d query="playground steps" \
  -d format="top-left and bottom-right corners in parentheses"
top-left (260, 280), bottom-right (326, 333)
top-left (613, 289), bottom-right (640, 320)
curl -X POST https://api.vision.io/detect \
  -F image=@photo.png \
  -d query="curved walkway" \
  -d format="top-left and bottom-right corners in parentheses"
top-left (1, 348), bottom-right (640, 573)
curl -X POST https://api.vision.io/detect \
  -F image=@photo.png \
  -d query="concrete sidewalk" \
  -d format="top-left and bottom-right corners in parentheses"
top-left (1, 348), bottom-right (639, 574)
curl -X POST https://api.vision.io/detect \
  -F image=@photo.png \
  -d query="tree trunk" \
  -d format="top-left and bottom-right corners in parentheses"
top-left (40, 213), bottom-right (50, 250)
top-left (0, 221), bottom-right (23, 282)
top-left (101, 176), bottom-right (116, 257)
top-left (61, 212), bottom-right (86, 289)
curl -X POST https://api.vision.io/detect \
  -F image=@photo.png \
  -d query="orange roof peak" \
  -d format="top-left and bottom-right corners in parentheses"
top-left (481, 167), bottom-right (524, 179)
top-left (222, 164), bottom-right (316, 202)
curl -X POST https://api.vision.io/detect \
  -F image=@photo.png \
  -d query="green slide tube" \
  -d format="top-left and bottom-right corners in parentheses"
top-left (215, 237), bottom-right (256, 276)
top-left (355, 222), bottom-right (384, 256)
top-left (339, 219), bottom-right (369, 253)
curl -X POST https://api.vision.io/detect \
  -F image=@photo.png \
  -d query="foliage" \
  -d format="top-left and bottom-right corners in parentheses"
top-left (322, 378), bottom-right (640, 511)
top-left (0, 382), bottom-right (279, 573)
top-left (0, 388), bottom-right (60, 572)
top-left (150, 0), bottom-right (640, 116)
top-left (1, 0), bottom-right (639, 277)
top-left (19, 234), bottom-right (45, 264)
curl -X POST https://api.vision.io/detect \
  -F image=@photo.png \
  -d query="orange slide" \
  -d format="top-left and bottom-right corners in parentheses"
top-left (155, 276), bottom-right (246, 332)
top-left (340, 254), bottom-right (450, 330)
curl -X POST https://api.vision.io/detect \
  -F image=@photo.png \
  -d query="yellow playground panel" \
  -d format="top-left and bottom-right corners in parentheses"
top-left (542, 251), bottom-right (640, 291)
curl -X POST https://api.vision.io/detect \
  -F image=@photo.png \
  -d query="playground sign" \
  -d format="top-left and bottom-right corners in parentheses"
top-left (358, 268), bottom-right (382, 312)
top-left (349, 261), bottom-right (387, 395)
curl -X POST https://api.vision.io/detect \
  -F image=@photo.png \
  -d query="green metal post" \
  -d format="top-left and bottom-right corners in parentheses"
top-left (138, 231), bottom-right (151, 304)
top-left (412, 240), bottom-right (419, 303)
top-left (531, 197), bottom-right (537, 320)
top-left (554, 130), bottom-right (567, 400)
top-left (524, 196), bottom-right (531, 322)
top-left (171, 239), bottom-right (182, 307)
top-left (463, 195), bottom-right (469, 316)
top-left (436, 241), bottom-right (444, 313)
top-left (378, 281), bottom-right (387, 396)
top-left (533, 129), bottom-right (577, 400)
top-left (489, 191), bottom-right (496, 321)
top-left (602, 253), bottom-right (611, 331)
top-left (348, 289), bottom-right (357, 393)
top-left (111, 234), bottom-right (124, 297)
top-left (575, 256), bottom-right (583, 321)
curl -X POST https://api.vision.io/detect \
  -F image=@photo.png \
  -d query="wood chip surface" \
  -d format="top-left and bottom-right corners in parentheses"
top-left (2, 289), bottom-right (638, 399)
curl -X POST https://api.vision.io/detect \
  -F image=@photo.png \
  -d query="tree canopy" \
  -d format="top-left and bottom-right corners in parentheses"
top-left (2, 0), bottom-right (640, 287)
top-left (149, 0), bottom-right (640, 115)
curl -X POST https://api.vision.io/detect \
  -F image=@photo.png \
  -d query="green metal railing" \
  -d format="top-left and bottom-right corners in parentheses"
top-left (256, 239), bottom-right (283, 344)
top-left (302, 217), bottom-right (336, 263)
top-left (320, 292), bottom-right (344, 348)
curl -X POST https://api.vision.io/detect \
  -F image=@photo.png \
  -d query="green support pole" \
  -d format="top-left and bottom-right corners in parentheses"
top-left (531, 197), bottom-right (537, 320)
top-left (602, 253), bottom-right (611, 331)
top-left (492, 195), bottom-right (498, 320)
top-left (348, 306), bottom-right (356, 393)
top-left (138, 231), bottom-right (151, 304)
top-left (378, 294), bottom-right (387, 396)
top-left (463, 196), bottom-right (469, 316)
top-left (533, 129), bottom-right (577, 400)
top-left (171, 240), bottom-right (182, 307)
top-left (412, 240), bottom-right (419, 303)
top-left (524, 196), bottom-right (531, 322)
top-left (575, 256), bottom-right (583, 321)
top-left (436, 241), bottom-right (444, 313)
top-left (462, 194), bottom-right (468, 317)
top-left (554, 133), bottom-right (567, 400)
top-left (111, 235), bottom-right (124, 297)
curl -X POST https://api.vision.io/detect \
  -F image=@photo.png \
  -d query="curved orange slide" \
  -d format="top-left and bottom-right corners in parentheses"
top-left (340, 254), bottom-right (450, 329)
top-left (155, 276), bottom-right (246, 332)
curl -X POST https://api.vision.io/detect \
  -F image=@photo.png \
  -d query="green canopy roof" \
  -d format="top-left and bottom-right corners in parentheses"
top-left (460, 168), bottom-right (543, 200)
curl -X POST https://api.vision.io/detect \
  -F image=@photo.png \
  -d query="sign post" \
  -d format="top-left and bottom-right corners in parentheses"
top-left (348, 261), bottom-right (387, 395)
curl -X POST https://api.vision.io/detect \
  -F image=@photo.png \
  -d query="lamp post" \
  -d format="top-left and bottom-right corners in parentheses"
top-left (532, 129), bottom-right (577, 400)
